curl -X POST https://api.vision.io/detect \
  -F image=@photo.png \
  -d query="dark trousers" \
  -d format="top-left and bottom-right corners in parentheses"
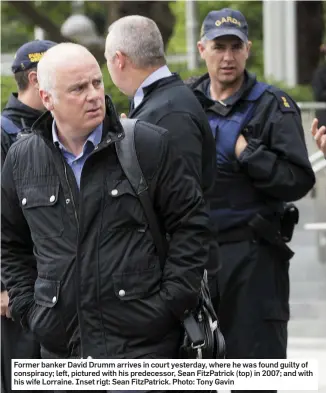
top-left (217, 239), bottom-right (289, 393)
top-left (1, 315), bottom-right (45, 393)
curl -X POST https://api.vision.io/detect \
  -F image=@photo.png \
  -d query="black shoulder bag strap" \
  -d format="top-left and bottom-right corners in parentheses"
top-left (116, 118), bottom-right (206, 349)
top-left (116, 118), bottom-right (168, 267)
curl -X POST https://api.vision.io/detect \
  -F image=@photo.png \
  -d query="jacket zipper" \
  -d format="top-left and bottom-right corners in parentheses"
top-left (61, 157), bottom-right (83, 357)
top-left (62, 137), bottom-right (116, 358)
top-left (78, 138), bottom-right (116, 358)
top-left (63, 162), bottom-right (79, 228)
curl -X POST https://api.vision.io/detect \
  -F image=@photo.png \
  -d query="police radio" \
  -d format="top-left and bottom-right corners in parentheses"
top-left (280, 203), bottom-right (299, 243)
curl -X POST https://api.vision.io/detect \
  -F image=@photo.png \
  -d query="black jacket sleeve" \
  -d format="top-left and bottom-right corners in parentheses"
top-left (153, 132), bottom-right (209, 318)
top-left (1, 149), bottom-right (37, 324)
top-left (135, 125), bottom-right (210, 324)
top-left (157, 113), bottom-right (204, 191)
top-left (237, 92), bottom-right (316, 202)
top-left (156, 112), bottom-right (216, 197)
top-left (156, 113), bottom-right (219, 285)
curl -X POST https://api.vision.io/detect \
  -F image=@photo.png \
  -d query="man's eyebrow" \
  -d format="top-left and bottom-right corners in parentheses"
top-left (68, 76), bottom-right (102, 89)
top-left (68, 81), bottom-right (87, 90)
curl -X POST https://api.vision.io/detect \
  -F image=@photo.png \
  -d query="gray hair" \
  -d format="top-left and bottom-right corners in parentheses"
top-left (106, 15), bottom-right (166, 68)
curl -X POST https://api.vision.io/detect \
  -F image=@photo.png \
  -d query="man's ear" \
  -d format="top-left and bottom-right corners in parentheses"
top-left (197, 41), bottom-right (205, 59)
top-left (115, 51), bottom-right (127, 70)
top-left (39, 89), bottom-right (54, 111)
top-left (246, 41), bottom-right (252, 59)
top-left (28, 70), bottom-right (39, 89)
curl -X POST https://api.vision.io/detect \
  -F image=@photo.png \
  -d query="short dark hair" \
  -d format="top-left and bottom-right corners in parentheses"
top-left (14, 67), bottom-right (37, 92)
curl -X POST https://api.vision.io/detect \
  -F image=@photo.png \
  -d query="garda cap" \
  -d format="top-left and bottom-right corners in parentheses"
top-left (200, 8), bottom-right (248, 42)
top-left (11, 40), bottom-right (57, 74)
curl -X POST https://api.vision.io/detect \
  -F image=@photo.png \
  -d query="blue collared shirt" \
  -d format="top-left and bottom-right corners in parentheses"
top-left (52, 121), bottom-right (102, 188)
top-left (133, 65), bottom-right (172, 109)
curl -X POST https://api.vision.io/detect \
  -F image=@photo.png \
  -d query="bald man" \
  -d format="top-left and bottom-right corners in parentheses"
top-left (1, 43), bottom-right (210, 391)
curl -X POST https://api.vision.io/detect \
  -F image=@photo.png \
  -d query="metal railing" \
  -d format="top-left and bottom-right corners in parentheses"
top-left (298, 102), bottom-right (326, 111)
top-left (309, 150), bottom-right (326, 173)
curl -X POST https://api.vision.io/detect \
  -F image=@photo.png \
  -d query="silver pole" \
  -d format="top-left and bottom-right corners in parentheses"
top-left (34, 27), bottom-right (44, 40)
top-left (263, 0), bottom-right (297, 86)
top-left (284, 0), bottom-right (297, 87)
top-left (186, 0), bottom-right (199, 70)
top-left (34, 1), bottom-right (45, 40)
top-left (263, 0), bottom-right (284, 82)
top-left (72, 0), bottom-right (84, 14)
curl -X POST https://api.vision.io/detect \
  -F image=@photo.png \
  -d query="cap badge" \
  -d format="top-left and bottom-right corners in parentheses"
top-left (28, 52), bottom-right (45, 62)
top-left (215, 17), bottom-right (241, 27)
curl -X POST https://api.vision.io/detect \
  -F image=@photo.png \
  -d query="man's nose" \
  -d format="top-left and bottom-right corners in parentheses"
top-left (223, 48), bottom-right (234, 61)
top-left (87, 85), bottom-right (100, 100)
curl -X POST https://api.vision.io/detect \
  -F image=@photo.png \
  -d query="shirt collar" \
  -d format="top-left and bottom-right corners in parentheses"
top-left (52, 120), bottom-right (103, 154)
top-left (133, 65), bottom-right (172, 109)
top-left (206, 70), bottom-right (250, 106)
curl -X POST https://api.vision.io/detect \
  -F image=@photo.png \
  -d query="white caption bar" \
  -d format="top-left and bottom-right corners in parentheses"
top-left (12, 359), bottom-right (318, 390)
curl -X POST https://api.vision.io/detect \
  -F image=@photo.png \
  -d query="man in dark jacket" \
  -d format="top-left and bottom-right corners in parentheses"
top-left (1, 41), bottom-right (210, 375)
top-left (105, 15), bottom-right (219, 303)
top-left (187, 8), bottom-right (315, 393)
top-left (1, 40), bottom-right (56, 165)
top-left (1, 39), bottom-right (56, 393)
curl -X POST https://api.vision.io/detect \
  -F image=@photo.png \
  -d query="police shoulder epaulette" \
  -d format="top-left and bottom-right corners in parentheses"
top-left (268, 88), bottom-right (297, 113)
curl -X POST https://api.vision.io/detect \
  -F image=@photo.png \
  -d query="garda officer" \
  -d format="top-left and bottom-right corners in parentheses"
top-left (187, 8), bottom-right (316, 393)
top-left (1, 40), bottom-right (57, 164)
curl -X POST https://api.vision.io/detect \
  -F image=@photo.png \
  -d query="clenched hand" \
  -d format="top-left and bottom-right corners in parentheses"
top-left (235, 134), bottom-right (248, 158)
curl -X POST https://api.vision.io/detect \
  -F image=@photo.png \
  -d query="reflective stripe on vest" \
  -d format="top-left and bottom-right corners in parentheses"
top-left (207, 82), bottom-right (282, 231)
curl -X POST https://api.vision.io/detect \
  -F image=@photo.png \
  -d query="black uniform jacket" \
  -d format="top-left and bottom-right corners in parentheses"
top-left (1, 96), bottom-right (210, 359)
top-left (1, 93), bottom-right (43, 166)
top-left (128, 73), bottom-right (220, 284)
top-left (188, 72), bottom-right (315, 203)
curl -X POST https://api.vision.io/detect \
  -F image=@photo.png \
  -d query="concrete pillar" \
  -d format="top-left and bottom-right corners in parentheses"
top-left (34, 1), bottom-right (45, 40)
top-left (263, 0), bottom-right (297, 87)
top-left (72, 0), bottom-right (84, 14)
top-left (284, 0), bottom-right (297, 87)
top-left (34, 27), bottom-right (45, 40)
top-left (186, 0), bottom-right (199, 70)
